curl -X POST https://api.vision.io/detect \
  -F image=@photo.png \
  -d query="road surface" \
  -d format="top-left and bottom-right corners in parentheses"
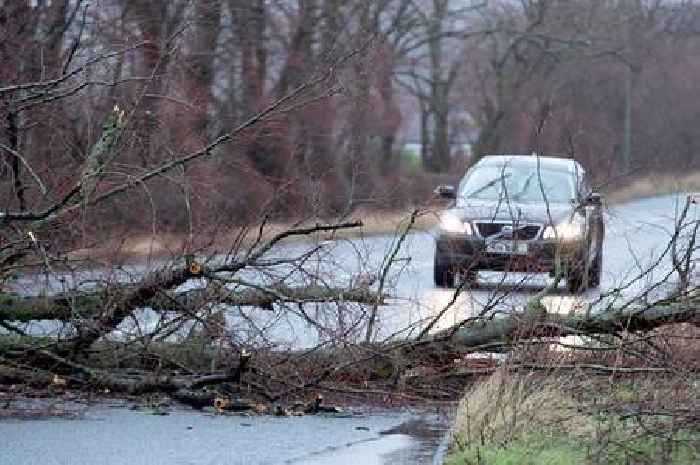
top-left (2, 194), bottom-right (697, 465)
top-left (259, 193), bottom-right (696, 345)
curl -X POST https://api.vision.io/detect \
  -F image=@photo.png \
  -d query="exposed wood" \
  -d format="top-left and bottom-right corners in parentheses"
top-left (213, 396), bottom-right (258, 412)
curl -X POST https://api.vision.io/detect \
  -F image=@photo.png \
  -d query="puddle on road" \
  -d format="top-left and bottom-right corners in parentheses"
top-left (291, 416), bottom-right (452, 465)
top-left (290, 435), bottom-right (414, 465)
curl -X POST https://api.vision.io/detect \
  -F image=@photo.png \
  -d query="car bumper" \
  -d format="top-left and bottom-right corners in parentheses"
top-left (435, 234), bottom-right (585, 272)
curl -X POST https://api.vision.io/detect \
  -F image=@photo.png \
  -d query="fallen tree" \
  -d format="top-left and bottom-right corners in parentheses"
top-left (0, 283), bottom-right (380, 322)
top-left (425, 296), bottom-right (700, 351)
top-left (1, 21), bottom-right (698, 415)
top-left (3, 285), bottom-right (698, 404)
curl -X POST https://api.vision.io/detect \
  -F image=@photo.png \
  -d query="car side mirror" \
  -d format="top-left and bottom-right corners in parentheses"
top-left (434, 184), bottom-right (456, 200)
top-left (585, 192), bottom-right (602, 206)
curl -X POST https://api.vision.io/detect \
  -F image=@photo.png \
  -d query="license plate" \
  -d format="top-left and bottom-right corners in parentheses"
top-left (486, 240), bottom-right (528, 255)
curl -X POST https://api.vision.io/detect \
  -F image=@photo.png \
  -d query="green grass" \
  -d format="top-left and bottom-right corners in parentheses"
top-left (446, 433), bottom-right (585, 465)
top-left (446, 428), bottom-right (699, 465)
top-left (587, 419), bottom-right (699, 465)
top-left (448, 370), bottom-right (700, 465)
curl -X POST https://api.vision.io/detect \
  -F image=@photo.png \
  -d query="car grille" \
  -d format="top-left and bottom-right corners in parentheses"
top-left (475, 222), bottom-right (541, 240)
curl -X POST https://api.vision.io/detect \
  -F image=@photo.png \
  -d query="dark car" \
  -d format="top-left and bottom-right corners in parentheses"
top-left (434, 155), bottom-right (604, 293)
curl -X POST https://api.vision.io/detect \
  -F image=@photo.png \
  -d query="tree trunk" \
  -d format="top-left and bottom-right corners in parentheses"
top-left (275, 0), bottom-right (316, 98)
top-left (377, 39), bottom-right (400, 175)
top-left (233, 0), bottom-right (267, 117)
top-left (432, 86), bottom-right (450, 172)
top-left (420, 103), bottom-right (432, 169)
top-left (189, 0), bottom-right (222, 134)
top-left (5, 110), bottom-right (25, 211)
top-left (346, 0), bottom-right (373, 196)
top-left (424, 0), bottom-right (451, 172)
top-left (0, 284), bottom-right (383, 323)
top-left (425, 301), bottom-right (700, 350)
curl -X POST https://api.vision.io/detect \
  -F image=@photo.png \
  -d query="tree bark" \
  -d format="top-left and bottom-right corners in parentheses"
top-left (429, 300), bottom-right (700, 350)
top-left (232, 0), bottom-right (267, 117)
top-left (189, 0), bottom-right (222, 133)
top-left (377, 38), bottom-right (401, 175)
top-left (346, 0), bottom-right (373, 195)
top-left (0, 284), bottom-right (383, 323)
top-left (421, 0), bottom-right (452, 172)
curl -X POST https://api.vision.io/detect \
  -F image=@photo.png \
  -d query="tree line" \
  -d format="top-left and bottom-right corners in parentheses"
top-left (2, 0), bottom-right (700, 236)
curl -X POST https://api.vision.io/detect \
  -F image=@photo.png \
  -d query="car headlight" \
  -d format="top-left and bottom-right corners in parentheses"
top-left (543, 216), bottom-right (585, 240)
top-left (440, 213), bottom-right (473, 234)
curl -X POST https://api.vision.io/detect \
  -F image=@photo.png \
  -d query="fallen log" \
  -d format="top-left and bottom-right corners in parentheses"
top-left (0, 284), bottom-right (382, 323)
top-left (3, 221), bottom-right (366, 353)
top-left (434, 299), bottom-right (700, 349)
top-left (213, 396), bottom-right (259, 412)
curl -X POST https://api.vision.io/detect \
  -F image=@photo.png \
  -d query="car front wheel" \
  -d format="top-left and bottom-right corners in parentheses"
top-left (566, 268), bottom-right (586, 294)
top-left (567, 251), bottom-right (601, 293)
top-left (588, 251), bottom-right (602, 289)
top-left (434, 254), bottom-right (455, 288)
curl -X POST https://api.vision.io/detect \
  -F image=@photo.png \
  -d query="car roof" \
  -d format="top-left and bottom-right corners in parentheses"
top-left (476, 155), bottom-right (583, 173)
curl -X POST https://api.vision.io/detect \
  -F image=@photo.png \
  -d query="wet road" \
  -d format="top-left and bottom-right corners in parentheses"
top-left (267, 193), bottom-right (697, 343)
top-left (3, 194), bottom-right (697, 465)
top-left (9, 194), bottom-right (697, 346)
top-left (0, 406), bottom-right (450, 465)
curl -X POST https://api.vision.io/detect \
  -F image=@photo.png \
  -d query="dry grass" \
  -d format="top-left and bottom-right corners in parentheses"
top-left (66, 208), bottom-right (440, 261)
top-left (607, 171), bottom-right (700, 204)
top-left (67, 170), bottom-right (700, 261)
top-left (449, 365), bottom-right (700, 464)
top-left (449, 325), bottom-right (700, 464)
top-left (453, 369), bottom-right (595, 445)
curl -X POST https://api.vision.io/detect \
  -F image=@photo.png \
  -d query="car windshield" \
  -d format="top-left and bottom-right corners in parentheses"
top-left (459, 163), bottom-right (575, 202)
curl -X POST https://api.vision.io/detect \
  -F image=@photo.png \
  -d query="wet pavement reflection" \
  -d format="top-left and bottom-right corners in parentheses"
top-left (2, 195), bottom-right (697, 464)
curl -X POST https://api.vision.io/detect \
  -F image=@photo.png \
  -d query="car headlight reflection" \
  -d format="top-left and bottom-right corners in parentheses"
top-left (440, 213), bottom-right (473, 235)
top-left (543, 217), bottom-right (585, 240)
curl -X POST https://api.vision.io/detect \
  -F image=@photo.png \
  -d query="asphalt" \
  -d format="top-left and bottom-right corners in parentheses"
top-left (2, 194), bottom-right (697, 465)
top-left (256, 193), bottom-right (697, 344)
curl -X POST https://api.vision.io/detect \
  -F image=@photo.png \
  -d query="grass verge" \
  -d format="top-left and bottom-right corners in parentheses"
top-left (66, 170), bottom-right (700, 262)
top-left (606, 171), bottom-right (700, 204)
top-left (446, 430), bottom-right (699, 465)
top-left (66, 208), bottom-right (440, 262)
top-left (445, 370), bottom-right (699, 465)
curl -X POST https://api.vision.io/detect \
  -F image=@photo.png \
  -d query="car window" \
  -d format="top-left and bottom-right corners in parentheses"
top-left (458, 163), bottom-right (575, 203)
